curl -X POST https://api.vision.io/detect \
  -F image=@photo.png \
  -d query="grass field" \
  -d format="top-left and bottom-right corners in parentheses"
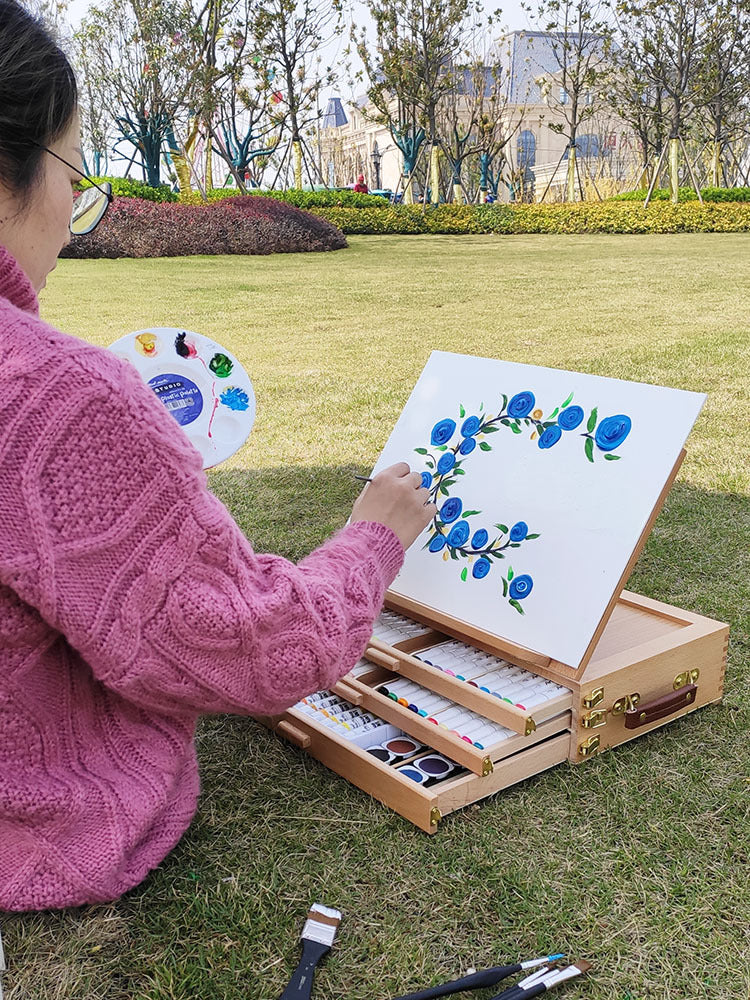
top-left (4, 235), bottom-right (748, 1000)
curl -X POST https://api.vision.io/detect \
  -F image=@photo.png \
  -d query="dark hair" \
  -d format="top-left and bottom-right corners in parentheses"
top-left (0, 0), bottom-right (78, 197)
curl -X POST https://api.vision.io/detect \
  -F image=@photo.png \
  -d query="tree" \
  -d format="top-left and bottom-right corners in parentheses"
top-left (606, 17), bottom-right (669, 190)
top-left (356, 0), bottom-right (489, 204)
top-left (76, 0), bottom-right (198, 186)
top-left (253, 0), bottom-right (340, 188)
top-left (697, 0), bottom-right (750, 186)
top-left (528, 0), bottom-right (613, 201)
top-left (615, 0), bottom-right (708, 202)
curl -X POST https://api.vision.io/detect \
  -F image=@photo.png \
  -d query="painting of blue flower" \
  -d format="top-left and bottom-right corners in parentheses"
top-left (415, 384), bottom-right (633, 617)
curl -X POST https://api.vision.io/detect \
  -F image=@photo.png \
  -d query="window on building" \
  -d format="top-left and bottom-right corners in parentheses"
top-left (559, 87), bottom-right (569, 105)
top-left (517, 130), bottom-right (536, 170)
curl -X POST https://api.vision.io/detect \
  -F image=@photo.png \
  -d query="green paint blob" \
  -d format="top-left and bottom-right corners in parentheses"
top-left (209, 352), bottom-right (233, 377)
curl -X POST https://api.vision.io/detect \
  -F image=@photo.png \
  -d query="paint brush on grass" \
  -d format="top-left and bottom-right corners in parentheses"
top-left (279, 903), bottom-right (341, 1000)
top-left (489, 960), bottom-right (592, 1000)
top-left (388, 955), bottom-right (565, 1000)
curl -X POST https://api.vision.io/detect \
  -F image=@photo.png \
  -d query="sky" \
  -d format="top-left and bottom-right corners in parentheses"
top-left (65, 0), bottom-right (531, 104)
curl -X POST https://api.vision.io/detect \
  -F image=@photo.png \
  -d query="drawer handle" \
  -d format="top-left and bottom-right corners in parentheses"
top-left (276, 720), bottom-right (311, 749)
top-left (331, 681), bottom-right (363, 705)
top-left (624, 683), bottom-right (697, 730)
top-left (365, 647), bottom-right (399, 669)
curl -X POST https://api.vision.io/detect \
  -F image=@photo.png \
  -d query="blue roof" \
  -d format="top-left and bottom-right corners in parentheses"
top-left (322, 97), bottom-right (348, 128)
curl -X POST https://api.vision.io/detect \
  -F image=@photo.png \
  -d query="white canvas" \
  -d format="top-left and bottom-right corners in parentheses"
top-left (370, 352), bottom-right (705, 668)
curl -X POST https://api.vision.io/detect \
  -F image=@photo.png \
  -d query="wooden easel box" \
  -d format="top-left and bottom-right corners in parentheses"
top-left (258, 450), bottom-right (729, 832)
top-left (258, 588), bottom-right (727, 833)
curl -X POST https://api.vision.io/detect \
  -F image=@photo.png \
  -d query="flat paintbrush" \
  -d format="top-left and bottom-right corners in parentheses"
top-left (489, 961), bottom-right (592, 1000)
top-left (388, 955), bottom-right (565, 1000)
top-left (279, 903), bottom-right (341, 1000)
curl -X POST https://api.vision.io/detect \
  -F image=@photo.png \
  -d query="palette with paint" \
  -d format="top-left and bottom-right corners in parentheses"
top-left (109, 327), bottom-right (256, 469)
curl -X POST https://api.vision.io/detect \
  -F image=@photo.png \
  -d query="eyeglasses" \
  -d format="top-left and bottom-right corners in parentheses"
top-left (35, 144), bottom-right (113, 235)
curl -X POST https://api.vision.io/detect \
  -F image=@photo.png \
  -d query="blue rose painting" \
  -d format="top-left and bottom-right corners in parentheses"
top-left (415, 390), bottom-right (632, 615)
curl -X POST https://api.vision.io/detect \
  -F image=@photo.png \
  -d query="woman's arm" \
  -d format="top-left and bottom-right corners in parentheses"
top-left (5, 350), bottom-right (404, 718)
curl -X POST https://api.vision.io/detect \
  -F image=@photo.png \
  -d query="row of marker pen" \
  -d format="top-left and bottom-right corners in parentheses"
top-left (378, 677), bottom-right (514, 751)
top-left (413, 641), bottom-right (567, 711)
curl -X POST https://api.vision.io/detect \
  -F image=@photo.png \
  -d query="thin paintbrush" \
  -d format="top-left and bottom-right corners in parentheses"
top-left (489, 961), bottom-right (592, 1000)
top-left (279, 903), bottom-right (342, 1000)
top-left (387, 955), bottom-right (565, 1000)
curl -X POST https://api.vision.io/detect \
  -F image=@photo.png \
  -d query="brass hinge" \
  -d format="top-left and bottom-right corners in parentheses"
top-left (612, 692), bottom-right (641, 715)
top-left (430, 807), bottom-right (442, 828)
top-left (578, 735), bottom-right (601, 758)
top-left (525, 717), bottom-right (537, 736)
top-left (582, 687), bottom-right (604, 709)
top-left (482, 756), bottom-right (494, 776)
top-left (674, 668), bottom-right (700, 689)
top-left (581, 708), bottom-right (607, 729)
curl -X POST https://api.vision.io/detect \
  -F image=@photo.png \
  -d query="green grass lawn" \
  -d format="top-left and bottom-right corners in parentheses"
top-left (4, 235), bottom-right (748, 1000)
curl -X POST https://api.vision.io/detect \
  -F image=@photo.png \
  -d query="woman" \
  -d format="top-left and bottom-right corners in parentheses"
top-left (0, 0), bottom-right (435, 911)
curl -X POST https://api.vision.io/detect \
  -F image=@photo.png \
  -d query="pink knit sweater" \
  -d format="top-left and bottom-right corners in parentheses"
top-left (0, 246), bottom-right (404, 911)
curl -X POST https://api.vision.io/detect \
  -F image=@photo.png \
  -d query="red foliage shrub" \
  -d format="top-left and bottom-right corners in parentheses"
top-left (60, 195), bottom-right (347, 258)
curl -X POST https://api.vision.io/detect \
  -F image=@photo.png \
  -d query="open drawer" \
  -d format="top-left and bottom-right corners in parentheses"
top-left (261, 697), bottom-right (570, 833)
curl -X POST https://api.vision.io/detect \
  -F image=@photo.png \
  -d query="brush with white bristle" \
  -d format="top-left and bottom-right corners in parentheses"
top-left (279, 903), bottom-right (342, 1000)
top-left (489, 960), bottom-right (592, 1000)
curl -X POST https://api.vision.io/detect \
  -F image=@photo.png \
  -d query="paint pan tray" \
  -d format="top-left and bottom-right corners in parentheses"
top-left (109, 327), bottom-right (256, 469)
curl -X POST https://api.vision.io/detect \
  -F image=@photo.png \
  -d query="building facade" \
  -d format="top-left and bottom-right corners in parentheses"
top-left (321, 31), bottom-right (639, 201)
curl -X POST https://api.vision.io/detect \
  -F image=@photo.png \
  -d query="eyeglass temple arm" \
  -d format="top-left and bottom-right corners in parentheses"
top-left (32, 141), bottom-right (114, 202)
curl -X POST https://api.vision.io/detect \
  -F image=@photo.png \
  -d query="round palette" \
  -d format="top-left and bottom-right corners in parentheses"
top-left (109, 327), bottom-right (256, 469)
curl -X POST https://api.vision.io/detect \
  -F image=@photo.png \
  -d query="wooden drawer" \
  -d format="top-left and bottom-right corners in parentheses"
top-left (262, 703), bottom-right (570, 834)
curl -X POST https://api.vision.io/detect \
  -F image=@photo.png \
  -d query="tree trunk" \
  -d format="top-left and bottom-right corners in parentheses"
top-left (669, 136), bottom-right (680, 203)
top-left (403, 172), bottom-right (414, 204)
top-left (566, 147), bottom-right (576, 202)
top-left (711, 139), bottom-right (721, 188)
top-left (429, 144), bottom-right (440, 204)
top-left (452, 180), bottom-right (463, 204)
top-left (293, 139), bottom-right (303, 189)
top-left (205, 132), bottom-right (213, 190)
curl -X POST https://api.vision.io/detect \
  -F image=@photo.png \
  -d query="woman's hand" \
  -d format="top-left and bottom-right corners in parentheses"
top-left (351, 462), bottom-right (437, 551)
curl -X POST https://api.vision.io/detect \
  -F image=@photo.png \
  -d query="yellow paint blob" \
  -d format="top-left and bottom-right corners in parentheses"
top-left (135, 332), bottom-right (158, 356)
top-left (532, 408), bottom-right (543, 419)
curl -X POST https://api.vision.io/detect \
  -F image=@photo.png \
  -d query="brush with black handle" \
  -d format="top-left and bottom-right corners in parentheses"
top-left (387, 954), bottom-right (565, 1000)
top-left (489, 960), bottom-right (592, 1000)
top-left (279, 903), bottom-right (342, 1000)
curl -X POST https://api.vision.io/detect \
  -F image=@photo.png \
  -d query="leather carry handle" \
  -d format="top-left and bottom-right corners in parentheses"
top-left (624, 683), bottom-right (697, 730)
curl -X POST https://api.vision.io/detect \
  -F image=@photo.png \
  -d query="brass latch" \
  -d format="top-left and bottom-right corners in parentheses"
top-left (525, 717), bottom-right (537, 736)
top-left (578, 735), bottom-right (601, 758)
top-left (482, 756), bottom-right (494, 776)
top-left (582, 687), bottom-right (604, 709)
top-left (430, 807), bottom-right (442, 827)
top-left (674, 668), bottom-right (700, 690)
top-left (612, 692), bottom-right (641, 714)
top-left (581, 709), bottom-right (607, 729)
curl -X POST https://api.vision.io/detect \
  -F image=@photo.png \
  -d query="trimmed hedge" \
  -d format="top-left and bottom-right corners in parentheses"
top-left (179, 187), bottom-right (390, 209)
top-left (82, 176), bottom-right (178, 202)
top-left (611, 186), bottom-right (750, 203)
top-left (60, 195), bottom-right (347, 258)
top-left (308, 201), bottom-right (750, 234)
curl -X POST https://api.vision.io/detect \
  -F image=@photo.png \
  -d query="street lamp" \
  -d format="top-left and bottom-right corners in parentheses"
top-left (370, 141), bottom-right (382, 190)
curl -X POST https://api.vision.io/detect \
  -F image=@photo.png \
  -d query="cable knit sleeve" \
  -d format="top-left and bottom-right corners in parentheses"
top-left (6, 349), bottom-right (404, 718)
